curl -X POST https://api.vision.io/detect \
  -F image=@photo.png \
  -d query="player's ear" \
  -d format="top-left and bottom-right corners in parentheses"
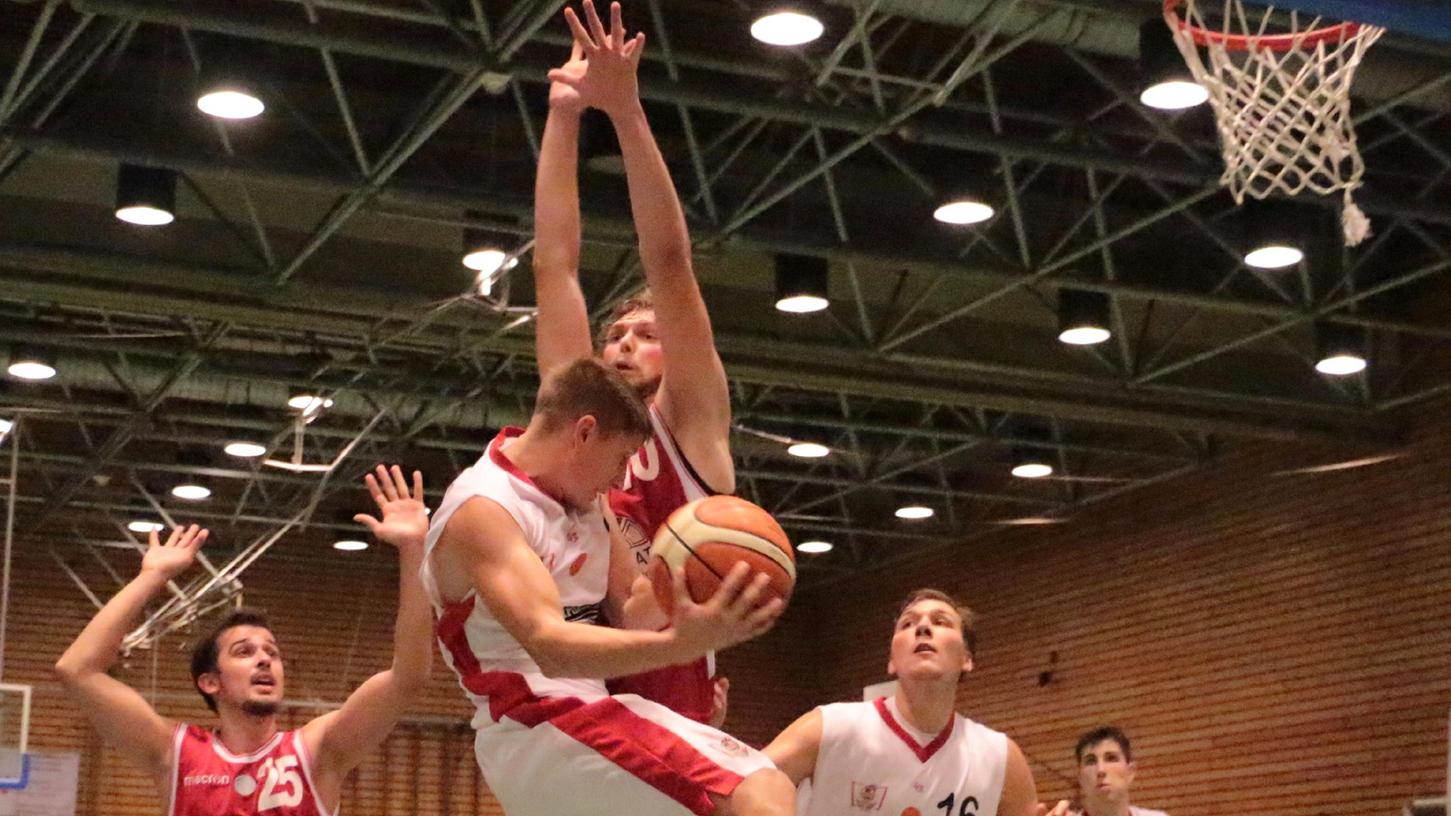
top-left (574, 414), bottom-right (599, 446)
top-left (196, 672), bottom-right (222, 697)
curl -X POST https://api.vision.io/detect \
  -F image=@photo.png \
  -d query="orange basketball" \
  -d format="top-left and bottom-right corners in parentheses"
top-left (647, 496), bottom-right (796, 617)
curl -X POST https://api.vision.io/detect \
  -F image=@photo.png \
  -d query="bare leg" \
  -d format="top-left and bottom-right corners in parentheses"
top-left (711, 767), bottom-right (795, 816)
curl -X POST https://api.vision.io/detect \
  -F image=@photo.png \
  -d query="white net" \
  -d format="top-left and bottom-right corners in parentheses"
top-left (1166, 0), bottom-right (1384, 245)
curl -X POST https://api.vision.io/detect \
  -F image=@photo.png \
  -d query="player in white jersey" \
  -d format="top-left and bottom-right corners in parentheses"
top-left (766, 589), bottom-right (1068, 816)
top-left (1071, 726), bottom-right (1169, 816)
top-left (423, 358), bottom-right (794, 816)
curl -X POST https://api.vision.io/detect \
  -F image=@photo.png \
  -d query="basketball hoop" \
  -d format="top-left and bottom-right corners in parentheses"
top-left (1164, 0), bottom-right (1385, 245)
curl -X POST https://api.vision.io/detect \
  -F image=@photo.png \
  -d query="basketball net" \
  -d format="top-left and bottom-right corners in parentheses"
top-left (1165, 0), bottom-right (1384, 245)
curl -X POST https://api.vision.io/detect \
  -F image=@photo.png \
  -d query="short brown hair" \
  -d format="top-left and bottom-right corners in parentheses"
top-left (535, 357), bottom-right (651, 438)
top-left (190, 609), bottom-right (273, 712)
top-left (898, 588), bottom-right (977, 657)
top-left (594, 290), bottom-right (655, 350)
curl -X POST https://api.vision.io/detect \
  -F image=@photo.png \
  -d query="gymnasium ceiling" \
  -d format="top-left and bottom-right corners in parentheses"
top-left (2, 0), bottom-right (1450, 599)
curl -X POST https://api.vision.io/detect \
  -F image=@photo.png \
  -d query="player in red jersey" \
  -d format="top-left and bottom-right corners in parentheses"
top-left (534, 0), bottom-right (732, 726)
top-left (54, 465), bottom-right (433, 815)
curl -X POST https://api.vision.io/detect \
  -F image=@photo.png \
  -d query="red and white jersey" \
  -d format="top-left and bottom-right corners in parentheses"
top-left (609, 404), bottom-right (714, 570)
top-left (606, 404), bottom-right (717, 722)
top-left (421, 427), bottom-right (613, 725)
top-left (800, 698), bottom-right (1007, 816)
top-left (167, 725), bottom-right (331, 816)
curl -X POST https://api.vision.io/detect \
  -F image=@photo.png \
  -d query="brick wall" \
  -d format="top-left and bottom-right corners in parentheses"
top-left (9, 407), bottom-right (1450, 816)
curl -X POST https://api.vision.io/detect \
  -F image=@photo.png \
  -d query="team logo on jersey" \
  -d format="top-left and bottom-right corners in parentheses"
top-left (233, 773), bottom-right (258, 797)
top-left (568, 553), bottom-right (588, 575)
top-left (717, 735), bottom-right (748, 757)
top-left (616, 515), bottom-right (651, 567)
top-left (901, 808), bottom-right (921, 816)
top-left (851, 781), bottom-right (888, 811)
top-left (183, 773), bottom-right (230, 787)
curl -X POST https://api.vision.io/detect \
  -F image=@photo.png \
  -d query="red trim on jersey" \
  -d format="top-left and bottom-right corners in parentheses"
top-left (549, 697), bottom-right (743, 816)
top-left (444, 664), bottom-right (743, 815)
top-left (486, 427), bottom-right (568, 504)
top-left (873, 697), bottom-right (955, 763)
top-left (437, 598), bottom-right (485, 678)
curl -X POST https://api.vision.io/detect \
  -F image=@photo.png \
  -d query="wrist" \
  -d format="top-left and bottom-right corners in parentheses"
top-left (548, 104), bottom-right (584, 121)
top-left (135, 567), bottom-right (175, 587)
top-left (605, 100), bottom-right (647, 125)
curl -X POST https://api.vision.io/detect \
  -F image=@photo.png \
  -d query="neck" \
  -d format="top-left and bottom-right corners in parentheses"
top-left (1083, 795), bottom-right (1130, 816)
top-left (215, 709), bottom-right (279, 755)
top-left (504, 427), bottom-right (577, 508)
top-left (892, 680), bottom-right (956, 734)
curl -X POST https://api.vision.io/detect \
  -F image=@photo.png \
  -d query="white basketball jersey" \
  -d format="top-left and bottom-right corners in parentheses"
top-left (801, 698), bottom-right (1007, 816)
top-left (421, 427), bottom-right (613, 725)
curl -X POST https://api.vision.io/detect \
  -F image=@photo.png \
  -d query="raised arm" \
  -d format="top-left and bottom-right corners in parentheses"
top-left (763, 707), bottom-right (823, 786)
top-left (558, 1), bottom-right (734, 490)
top-left (439, 495), bottom-right (778, 678)
top-left (534, 43), bottom-right (596, 376)
top-left (54, 525), bottom-right (209, 782)
top-left (304, 465), bottom-right (434, 781)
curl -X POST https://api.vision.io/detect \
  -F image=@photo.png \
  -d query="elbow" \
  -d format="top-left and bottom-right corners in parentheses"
top-left (640, 244), bottom-right (692, 279)
top-left (519, 633), bottom-right (572, 679)
top-left (53, 656), bottom-right (83, 688)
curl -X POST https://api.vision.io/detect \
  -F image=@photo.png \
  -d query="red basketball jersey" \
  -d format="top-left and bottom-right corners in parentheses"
top-left (607, 404), bottom-right (718, 723)
top-left (168, 725), bottom-right (332, 816)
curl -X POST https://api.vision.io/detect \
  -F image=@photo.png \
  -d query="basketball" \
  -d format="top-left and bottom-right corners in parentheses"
top-left (647, 496), bottom-right (796, 616)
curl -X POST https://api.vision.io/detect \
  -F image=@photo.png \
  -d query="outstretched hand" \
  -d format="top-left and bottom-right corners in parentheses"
top-left (140, 524), bottom-right (208, 580)
top-left (549, 42), bottom-right (588, 114)
top-left (549, 0), bottom-right (645, 119)
top-left (354, 464), bottom-right (428, 551)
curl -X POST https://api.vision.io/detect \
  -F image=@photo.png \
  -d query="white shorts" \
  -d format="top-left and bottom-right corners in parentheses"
top-left (474, 693), bottom-right (776, 816)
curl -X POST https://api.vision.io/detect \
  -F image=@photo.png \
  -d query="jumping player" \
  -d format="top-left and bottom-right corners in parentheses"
top-left (534, 0), bottom-right (733, 725)
top-left (422, 357), bottom-right (793, 816)
top-left (54, 465), bottom-right (433, 815)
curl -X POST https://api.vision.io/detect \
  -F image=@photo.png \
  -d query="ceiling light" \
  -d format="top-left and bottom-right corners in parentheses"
top-left (993, 516), bottom-right (1068, 526)
top-left (894, 505), bottom-right (934, 520)
top-left (333, 539), bottom-right (368, 552)
top-left (774, 253), bottom-right (830, 314)
top-left (197, 89), bottom-right (264, 119)
top-left (170, 483), bottom-right (212, 501)
top-left (1244, 244), bottom-right (1303, 269)
top-left (127, 520), bottom-right (165, 534)
top-left (287, 394), bottom-right (334, 415)
top-left (1315, 323), bottom-right (1367, 376)
top-left (751, 8), bottom-right (824, 46)
top-left (787, 442), bottom-right (830, 458)
top-left (1138, 19), bottom-right (1208, 110)
top-left (224, 440), bottom-right (267, 458)
top-left (0, 418), bottom-right (11, 444)
top-left (1239, 200), bottom-right (1303, 269)
top-left (114, 164), bottom-right (176, 226)
top-left (933, 198), bottom-right (995, 226)
top-left (1011, 444), bottom-right (1055, 479)
top-left (7, 347), bottom-right (56, 381)
top-left (1057, 289), bottom-right (1112, 346)
top-left (797, 540), bottom-right (833, 554)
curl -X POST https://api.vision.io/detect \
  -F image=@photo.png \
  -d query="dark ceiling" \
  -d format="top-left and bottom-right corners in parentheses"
top-left (1, 0), bottom-right (1449, 609)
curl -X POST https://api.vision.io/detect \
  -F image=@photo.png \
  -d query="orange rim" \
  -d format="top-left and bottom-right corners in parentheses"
top-left (1164, 0), bottom-right (1363, 51)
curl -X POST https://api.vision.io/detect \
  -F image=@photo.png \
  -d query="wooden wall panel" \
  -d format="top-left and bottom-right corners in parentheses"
top-left (795, 413), bottom-right (1451, 816)
top-left (8, 406), bottom-right (1451, 816)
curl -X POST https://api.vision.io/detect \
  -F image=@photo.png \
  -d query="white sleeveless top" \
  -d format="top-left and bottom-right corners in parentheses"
top-left (800, 698), bottom-right (1008, 816)
top-left (421, 427), bottom-right (613, 728)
